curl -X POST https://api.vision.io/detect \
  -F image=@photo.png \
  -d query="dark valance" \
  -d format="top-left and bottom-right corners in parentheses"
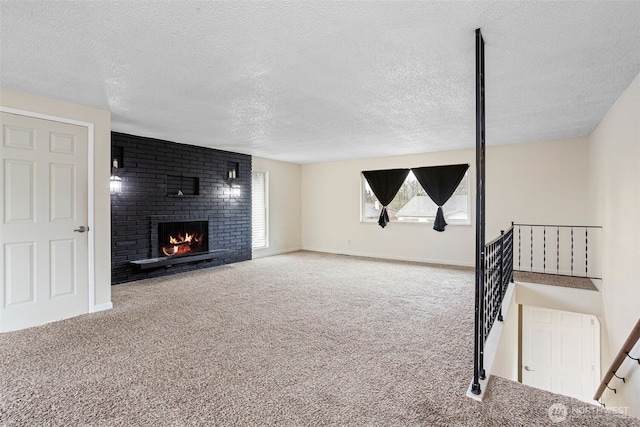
top-left (362, 168), bottom-right (409, 228)
top-left (411, 164), bottom-right (469, 232)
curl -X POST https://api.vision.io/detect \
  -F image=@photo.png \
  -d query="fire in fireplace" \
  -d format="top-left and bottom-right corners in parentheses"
top-left (158, 221), bottom-right (208, 257)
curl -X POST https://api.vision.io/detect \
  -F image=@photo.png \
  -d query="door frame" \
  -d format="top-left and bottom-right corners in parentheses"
top-left (1, 106), bottom-right (97, 313)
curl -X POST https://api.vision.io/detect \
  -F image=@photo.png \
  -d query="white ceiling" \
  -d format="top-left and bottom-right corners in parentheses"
top-left (1, 1), bottom-right (639, 164)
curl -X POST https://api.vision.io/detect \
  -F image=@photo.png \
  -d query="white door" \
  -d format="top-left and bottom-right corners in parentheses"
top-left (1, 112), bottom-right (88, 332)
top-left (522, 305), bottom-right (600, 403)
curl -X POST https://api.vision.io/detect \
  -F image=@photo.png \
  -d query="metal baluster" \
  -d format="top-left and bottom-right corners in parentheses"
top-left (556, 227), bottom-right (560, 275)
top-left (498, 230), bottom-right (504, 322)
top-left (543, 226), bottom-right (546, 273)
top-left (571, 227), bottom-right (574, 276)
top-left (509, 228), bottom-right (514, 283)
top-left (518, 226), bottom-right (521, 271)
top-left (585, 228), bottom-right (589, 277)
top-left (530, 226), bottom-right (533, 272)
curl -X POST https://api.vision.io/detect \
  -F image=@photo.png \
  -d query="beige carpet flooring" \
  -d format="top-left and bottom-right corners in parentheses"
top-left (1, 251), bottom-right (637, 426)
top-left (513, 271), bottom-right (598, 291)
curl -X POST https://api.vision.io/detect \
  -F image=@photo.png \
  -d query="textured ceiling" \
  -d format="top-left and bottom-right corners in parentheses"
top-left (1, 1), bottom-right (639, 163)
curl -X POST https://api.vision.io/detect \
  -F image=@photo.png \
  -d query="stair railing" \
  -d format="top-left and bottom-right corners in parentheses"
top-left (471, 225), bottom-right (514, 394)
top-left (594, 319), bottom-right (640, 405)
top-left (512, 223), bottom-right (602, 279)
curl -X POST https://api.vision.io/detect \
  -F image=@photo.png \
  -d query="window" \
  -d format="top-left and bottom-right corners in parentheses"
top-left (252, 171), bottom-right (268, 249)
top-left (362, 171), bottom-right (470, 224)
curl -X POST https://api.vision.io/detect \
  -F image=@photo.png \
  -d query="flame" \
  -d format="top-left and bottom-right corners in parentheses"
top-left (169, 233), bottom-right (188, 244)
top-left (162, 232), bottom-right (204, 257)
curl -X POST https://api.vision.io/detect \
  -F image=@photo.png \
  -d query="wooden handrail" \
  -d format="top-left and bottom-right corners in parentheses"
top-left (594, 318), bottom-right (640, 401)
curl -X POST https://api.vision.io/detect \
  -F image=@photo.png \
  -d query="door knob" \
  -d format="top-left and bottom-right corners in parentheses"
top-left (524, 365), bottom-right (535, 372)
top-left (73, 225), bottom-right (88, 233)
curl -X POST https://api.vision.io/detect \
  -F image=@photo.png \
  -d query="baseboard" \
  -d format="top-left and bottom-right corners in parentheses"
top-left (252, 247), bottom-right (302, 259)
top-left (300, 247), bottom-right (474, 268)
top-left (90, 302), bottom-right (113, 313)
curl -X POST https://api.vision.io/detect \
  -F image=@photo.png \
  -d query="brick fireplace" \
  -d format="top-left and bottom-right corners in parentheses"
top-left (110, 132), bottom-right (251, 284)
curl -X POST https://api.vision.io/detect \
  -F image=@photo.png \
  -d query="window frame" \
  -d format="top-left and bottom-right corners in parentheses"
top-left (360, 170), bottom-right (472, 226)
top-left (251, 170), bottom-right (269, 249)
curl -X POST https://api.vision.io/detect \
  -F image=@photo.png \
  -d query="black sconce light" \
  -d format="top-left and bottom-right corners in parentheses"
top-left (110, 159), bottom-right (122, 193)
top-left (227, 169), bottom-right (240, 197)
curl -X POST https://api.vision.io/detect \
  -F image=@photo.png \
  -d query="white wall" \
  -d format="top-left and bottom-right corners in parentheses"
top-left (515, 283), bottom-right (603, 318)
top-left (301, 149), bottom-right (475, 265)
top-left (0, 87), bottom-right (112, 308)
top-left (300, 138), bottom-right (590, 265)
top-left (486, 137), bottom-right (590, 238)
top-left (588, 71), bottom-right (640, 416)
top-left (491, 285), bottom-right (520, 382)
top-left (252, 157), bottom-right (301, 258)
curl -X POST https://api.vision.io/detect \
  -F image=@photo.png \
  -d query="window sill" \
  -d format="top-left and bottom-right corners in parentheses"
top-left (360, 220), bottom-right (471, 227)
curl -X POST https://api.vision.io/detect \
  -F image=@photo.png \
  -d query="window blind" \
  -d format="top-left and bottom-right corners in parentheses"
top-left (252, 171), bottom-right (268, 249)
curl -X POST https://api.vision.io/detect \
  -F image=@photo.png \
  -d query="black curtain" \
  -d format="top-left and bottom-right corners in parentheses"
top-left (411, 164), bottom-right (469, 232)
top-left (362, 169), bottom-right (409, 228)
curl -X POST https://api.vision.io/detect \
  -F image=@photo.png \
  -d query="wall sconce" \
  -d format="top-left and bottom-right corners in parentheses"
top-left (227, 169), bottom-right (240, 197)
top-left (110, 159), bottom-right (122, 193)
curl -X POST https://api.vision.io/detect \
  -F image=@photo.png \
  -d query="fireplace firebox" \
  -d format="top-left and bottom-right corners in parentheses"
top-left (129, 216), bottom-right (226, 270)
top-left (158, 221), bottom-right (208, 258)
